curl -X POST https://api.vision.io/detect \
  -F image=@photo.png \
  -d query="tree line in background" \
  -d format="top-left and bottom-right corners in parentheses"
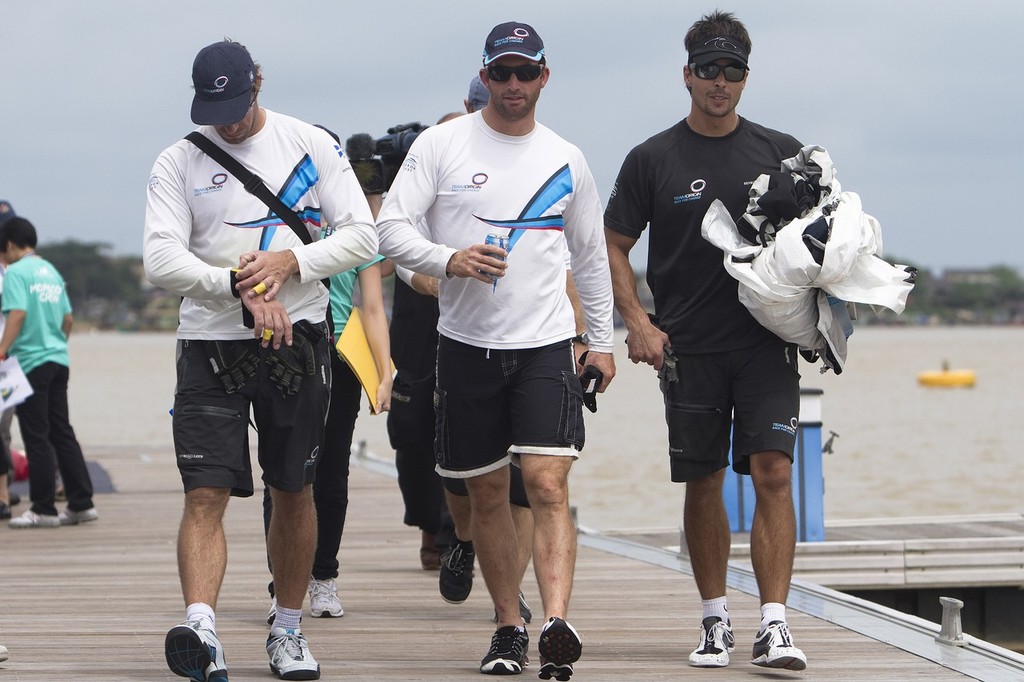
top-left (33, 240), bottom-right (1024, 330)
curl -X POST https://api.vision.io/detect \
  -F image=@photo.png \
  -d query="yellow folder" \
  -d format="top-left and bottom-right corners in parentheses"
top-left (335, 307), bottom-right (394, 415)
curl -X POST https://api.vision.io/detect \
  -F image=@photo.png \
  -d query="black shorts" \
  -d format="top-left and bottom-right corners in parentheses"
top-left (660, 340), bottom-right (800, 482)
top-left (172, 322), bottom-right (332, 496)
top-left (434, 336), bottom-right (584, 478)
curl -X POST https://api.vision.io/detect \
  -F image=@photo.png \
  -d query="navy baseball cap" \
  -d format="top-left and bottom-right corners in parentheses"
top-left (190, 41), bottom-right (256, 125)
top-left (0, 200), bottom-right (14, 226)
top-left (467, 76), bottom-right (489, 111)
top-left (688, 36), bottom-right (749, 68)
top-left (482, 22), bottom-right (545, 65)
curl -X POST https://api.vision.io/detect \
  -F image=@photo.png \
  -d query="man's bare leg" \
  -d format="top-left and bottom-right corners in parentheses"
top-left (465, 467), bottom-right (521, 626)
top-left (178, 486), bottom-right (231, 608)
top-left (519, 454), bottom-right (575, 619)
top-left (267, 485), bottom-right (317, 611)
top-left (682, 469), bottom-right (730, 600)
top-left (510, 502), bottom-right (534, 592)
top-left (444, 488), bottom-right (472, 542)
top-left (748, 451), bottom-right (796, 604)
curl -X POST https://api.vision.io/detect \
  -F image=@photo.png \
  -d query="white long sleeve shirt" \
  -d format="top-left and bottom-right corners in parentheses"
top-left (144, 109), bottom-right (378, 339)
top-left (376, 112), bottom-right (614, 353)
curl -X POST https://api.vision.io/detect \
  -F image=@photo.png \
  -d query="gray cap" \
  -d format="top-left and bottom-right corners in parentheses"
top-left (467, 76), bottom-right (489, 112)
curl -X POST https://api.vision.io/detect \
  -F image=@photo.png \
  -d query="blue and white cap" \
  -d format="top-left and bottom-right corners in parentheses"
top-left (482, 22), bottom-right (545, 65)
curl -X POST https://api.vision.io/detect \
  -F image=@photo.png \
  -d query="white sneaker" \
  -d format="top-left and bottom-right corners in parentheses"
top-left (267, 596), bottom-right (278, 626)
top-left (165, 619), bottom-right (229, 681)
top-left (266, 626), bottom-right (320, 680)
top-left (688, 616), bottom-right (735, 667)
top-left (0, 644), bottom-right (9, 662)
top-left (58, 507), bottom-right (99, 525)
top-left (751, 621), bottom-right (807, 670)
top-left (307, 578), bottom-right (344, 618)
top-left (9, 509), bottom-right (60, 529)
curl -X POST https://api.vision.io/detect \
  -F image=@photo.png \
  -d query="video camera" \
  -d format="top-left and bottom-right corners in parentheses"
top-left (345, 122), bottom-right (428, 195)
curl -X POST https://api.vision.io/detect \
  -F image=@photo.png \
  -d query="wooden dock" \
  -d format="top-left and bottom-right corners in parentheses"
top-left (2, 446), bottom-right (1021, 680)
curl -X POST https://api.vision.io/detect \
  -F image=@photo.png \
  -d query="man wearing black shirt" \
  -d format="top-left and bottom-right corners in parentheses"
top-left (604, 10), bottom-right (807, 671)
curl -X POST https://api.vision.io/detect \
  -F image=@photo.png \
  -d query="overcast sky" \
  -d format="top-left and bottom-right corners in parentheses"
top-left (2, 1), bottom-right (1022, 274)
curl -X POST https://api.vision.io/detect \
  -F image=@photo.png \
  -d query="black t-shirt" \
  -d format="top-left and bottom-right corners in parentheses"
top-left (605, 117), bottom-right (802, 353)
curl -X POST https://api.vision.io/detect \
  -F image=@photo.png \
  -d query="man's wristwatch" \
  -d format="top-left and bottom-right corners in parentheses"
top-left (572, 332), bottom-right (590, 345)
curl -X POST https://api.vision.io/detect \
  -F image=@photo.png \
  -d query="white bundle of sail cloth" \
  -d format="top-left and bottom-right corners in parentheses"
top-left (701, 145), bottom-right (915, 374)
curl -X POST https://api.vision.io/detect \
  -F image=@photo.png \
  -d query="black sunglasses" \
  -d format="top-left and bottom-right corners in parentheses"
top-left (690, 62), bottom-right (748, 82)
top-left (486, 63), bottom-right (545, 83)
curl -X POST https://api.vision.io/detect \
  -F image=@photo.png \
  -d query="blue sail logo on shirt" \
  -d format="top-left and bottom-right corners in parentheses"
top-left (674, 178), bottom-right (707, 204)
top-left (472, 164), bottom-right (573, 288)
top-left (224, 155), bottom-right (322, 251)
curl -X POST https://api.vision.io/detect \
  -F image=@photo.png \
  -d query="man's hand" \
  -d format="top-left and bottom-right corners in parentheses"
top-left (625, 318), bottom-right (671, 369)
top-left (242, 295), bottom-right (293, 348)
top-left (581, 350), bottom-right (616, 393)
top-left (444, 243), bottom-right (507, 284)
top-left (235, 250), bottom-right (300, 301)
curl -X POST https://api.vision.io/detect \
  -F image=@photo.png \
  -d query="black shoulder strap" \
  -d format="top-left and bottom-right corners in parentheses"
top-left (185, 131), bottom-right (312, 246)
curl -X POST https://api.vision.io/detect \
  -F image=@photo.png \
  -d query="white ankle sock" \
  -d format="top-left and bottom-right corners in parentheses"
top-left (186, 602), bottom-right (215, 631)
top-left (701, 596), bottom-right (729, 623)
top-left (760, 602), bottom-right (786, 630)
top-left (273, 605), bottom-right (302, 631)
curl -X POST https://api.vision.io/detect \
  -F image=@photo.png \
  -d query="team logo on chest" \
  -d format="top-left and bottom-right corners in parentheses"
top-left (674, 178), bottom-right (707, 204)
top-left (450, 172), bottom-right (488, 193)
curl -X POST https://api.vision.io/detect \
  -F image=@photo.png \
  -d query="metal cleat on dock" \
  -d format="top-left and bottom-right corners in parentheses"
top-left (935, 596), bottom-right (966, 646)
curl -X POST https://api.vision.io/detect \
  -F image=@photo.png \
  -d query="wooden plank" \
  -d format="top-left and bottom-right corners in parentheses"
top-left (0, 447), bottom-right (972, 680)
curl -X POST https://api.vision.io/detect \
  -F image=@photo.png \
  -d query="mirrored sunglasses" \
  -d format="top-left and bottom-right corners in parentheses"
top-left (690, 62), bottom-right (748, 82)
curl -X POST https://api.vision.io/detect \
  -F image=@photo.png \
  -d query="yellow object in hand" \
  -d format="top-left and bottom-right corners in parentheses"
top-left (253, 282), bottom-right (268, 296)
top-left (262, 329), bottom-right (273, 341)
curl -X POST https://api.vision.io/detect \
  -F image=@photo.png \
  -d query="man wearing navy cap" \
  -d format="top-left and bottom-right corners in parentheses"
top-left (378, 20), bottom-right (615, 680)
top-left (605, 11), bottom-right (808, 671)
top-left (145, 39), bottom-right (377, 681)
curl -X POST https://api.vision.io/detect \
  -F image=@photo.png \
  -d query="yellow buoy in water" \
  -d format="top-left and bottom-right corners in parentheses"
top-left (918, 361), bottom-right (976, 388)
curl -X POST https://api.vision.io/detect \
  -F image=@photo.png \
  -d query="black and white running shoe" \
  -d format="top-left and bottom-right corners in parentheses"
top-left (688, 616), bottom-right (735, 667)
top-left (480, 625), bottom-right (529, 675)
top-left (751, 620), bottom-right (807, 670)
top-left (537, 617), bottom-right (581, 680)
top-left (439, 538), bottom-right (475, 604)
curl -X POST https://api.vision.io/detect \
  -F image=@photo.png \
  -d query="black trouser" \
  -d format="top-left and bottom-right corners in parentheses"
top-left (264, 352), bottom-right (360, 585)
top-left (395, 444), bottom-right (446, 535)
top-left (389, 373), bottom-right (446, 535)
top-left (16, 362), bottom-right (93, 516)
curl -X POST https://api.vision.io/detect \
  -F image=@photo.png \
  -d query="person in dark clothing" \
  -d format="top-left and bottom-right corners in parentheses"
top-left (604, 10), bottom-right (808, 672)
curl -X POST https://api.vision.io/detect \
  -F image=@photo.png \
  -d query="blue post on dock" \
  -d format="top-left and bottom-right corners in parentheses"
top-left (722, 388), bottom-right (825, 542)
